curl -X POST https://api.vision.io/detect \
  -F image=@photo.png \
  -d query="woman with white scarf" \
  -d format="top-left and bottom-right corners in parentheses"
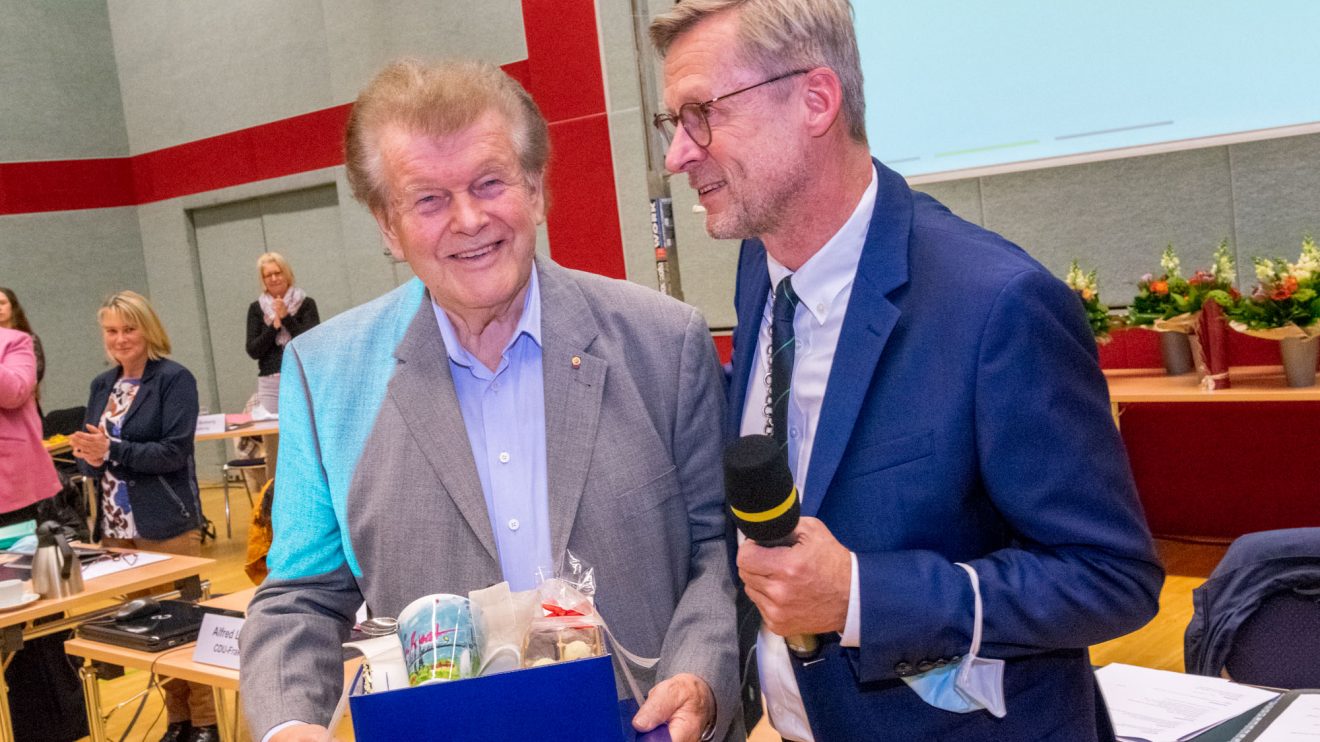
top-left (246, 252), bottom-right (319, 413)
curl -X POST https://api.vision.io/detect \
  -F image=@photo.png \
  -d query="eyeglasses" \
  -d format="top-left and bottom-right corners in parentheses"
top-left (91, 551), bottom-right (138, 567)
top-left (653, 69), bottom-right (810, 149)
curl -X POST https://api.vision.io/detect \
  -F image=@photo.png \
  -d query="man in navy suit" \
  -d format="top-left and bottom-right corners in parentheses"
top-left (650, 1), bottom-right (1164, 739)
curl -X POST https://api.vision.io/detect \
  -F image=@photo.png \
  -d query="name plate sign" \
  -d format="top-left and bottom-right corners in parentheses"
top-left (192, 613), bottom-right (244, 670)
top-left (195, 414), bottom-right (225, 436)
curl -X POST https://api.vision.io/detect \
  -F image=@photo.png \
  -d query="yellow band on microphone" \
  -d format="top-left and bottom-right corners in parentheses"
top-left (730, 487), bottom-right (797, 523)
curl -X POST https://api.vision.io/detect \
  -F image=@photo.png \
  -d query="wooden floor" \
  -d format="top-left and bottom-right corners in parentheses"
top-left (78, 483), bottom-right (1227, 742)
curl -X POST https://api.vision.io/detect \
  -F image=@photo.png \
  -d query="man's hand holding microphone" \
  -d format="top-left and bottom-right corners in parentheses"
top-left (724, 435), bottom-right (852, 651)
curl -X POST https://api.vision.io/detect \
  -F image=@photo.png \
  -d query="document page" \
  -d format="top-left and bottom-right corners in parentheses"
top-left (1253, 695), bottom-right (1320, 741)
top-left (1095, 663), bottom-right (1279, 742)
top-left (81, 550), bottom-right (170, 580)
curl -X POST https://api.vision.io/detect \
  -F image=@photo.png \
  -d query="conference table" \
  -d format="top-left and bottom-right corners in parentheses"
top-left (1105, 365), bottom-right (1320, 426)
top-left (195, 417), bottom-right (281, 481)
top-left (66, 588), bottom-right (252, 742)
top-left (67, 587), bottom-right (361, 742)
top-left (0, 549), bottom-right (212, 742)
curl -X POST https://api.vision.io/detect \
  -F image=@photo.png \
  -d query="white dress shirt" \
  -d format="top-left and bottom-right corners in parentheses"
top-left (737, 166), bottom-right (877, 742)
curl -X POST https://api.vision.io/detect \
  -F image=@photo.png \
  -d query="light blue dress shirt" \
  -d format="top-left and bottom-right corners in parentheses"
top-left (432, 271), bottom-right (552, 591)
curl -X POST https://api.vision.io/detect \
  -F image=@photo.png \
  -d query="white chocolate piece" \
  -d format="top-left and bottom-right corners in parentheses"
top-left (561, 640), bottom-right (594, 661)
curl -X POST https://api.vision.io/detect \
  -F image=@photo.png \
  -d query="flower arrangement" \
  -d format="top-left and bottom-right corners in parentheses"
top-left (1189, 239), bottom-right (1240, 310)
top-left (1128, 245), bottom-right (1191, 326)
top-left (1129, 242), bottom-right (1238, 329)
top-left (1223, 236), bottom-right (1320, 336)
top-left (1064, 261), bottom-right (1111, 342)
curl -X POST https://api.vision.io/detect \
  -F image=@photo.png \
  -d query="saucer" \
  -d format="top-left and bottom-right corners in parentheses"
top-left (0, 593), bottom-right (39, 612)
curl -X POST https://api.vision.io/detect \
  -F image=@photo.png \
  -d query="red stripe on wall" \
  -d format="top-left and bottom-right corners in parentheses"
top-left (520, 0), bottom-right (624, 278)
top-left (132, 105), bottom-right (352, 204)
top-left (0, 107), bottom-right (352, 215)
top-left (544, 113), bottom-right (627, 280)
top-left (0, 157), bottom-right (136, 214)
top-left (520, 0), bottom-right (607, 124)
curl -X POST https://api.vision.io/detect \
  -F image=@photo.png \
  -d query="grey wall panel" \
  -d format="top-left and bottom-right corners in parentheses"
top-left (1228, 132), bottom-right (1320, 262)
top-left (978, 147), bottom-right (1238, 303)
top-left (669, 186), bottom-right (740, 330)
top-left (0, 209), bottom-right (145, 410)
top-left (608, 110), bottom-right (661, 291)
top-left (911, 178), bottom-right (984, 226)
top-left (333, 172), bottom-right (404, 300)
top-left (0, 0), bottom-right (127, 159)
top-left (134, 201), bottom-right (214, 410)
top-left (107, 0), bottom-right (335, 153)
top-left (191, 198), bottom-right (266, 416)
top-left (321, 0), bottom-right (527, 103)
top-left (597, 0), bottom-right (642, 114)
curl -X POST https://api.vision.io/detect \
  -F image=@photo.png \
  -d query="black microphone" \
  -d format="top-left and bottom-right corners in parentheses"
top-left (723, 434), bottom-right (819, 658)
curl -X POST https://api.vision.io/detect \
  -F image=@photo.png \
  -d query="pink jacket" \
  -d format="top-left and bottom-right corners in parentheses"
top-left (0, 327), bottom-right (60, 515)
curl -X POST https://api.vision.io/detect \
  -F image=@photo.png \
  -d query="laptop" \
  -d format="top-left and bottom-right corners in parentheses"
top-left (78, 600), bottom-right (216, 652)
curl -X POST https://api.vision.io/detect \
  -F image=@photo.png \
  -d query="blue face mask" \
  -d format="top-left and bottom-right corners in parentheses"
top-left (901, 563), bottom-right (1007, 718)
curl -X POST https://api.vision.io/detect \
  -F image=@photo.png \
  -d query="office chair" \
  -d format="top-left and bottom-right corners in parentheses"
top-left (221, 456), bottom-right (265, 539)
top-left (1185, 527), bottom-right (1320, 689)
top-left (42, 406), bottom-right (94, 538)
top-left (41, 405), bottom-right (86, 439)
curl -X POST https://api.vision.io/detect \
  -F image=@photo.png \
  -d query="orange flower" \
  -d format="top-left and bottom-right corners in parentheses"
top-left (1269, 275), bottom-right (1299, 301)
top-left (1150, 280), bottom-right (1169, 295)
top-left (1082, 288), bottom-right (1095, 301)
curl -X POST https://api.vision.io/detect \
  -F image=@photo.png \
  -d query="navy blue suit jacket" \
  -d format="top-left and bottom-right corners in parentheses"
top-left (728, 162), bottom-right (1164, 740)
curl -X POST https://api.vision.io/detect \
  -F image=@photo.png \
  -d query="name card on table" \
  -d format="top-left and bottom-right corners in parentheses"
top-left (195, 414), bottom-right (226, 436)
top-left (193, 613), bottom-right (244, 670)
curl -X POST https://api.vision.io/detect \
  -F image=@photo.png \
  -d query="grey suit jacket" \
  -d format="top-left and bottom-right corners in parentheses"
top-left (239, 258), bottom-right (741, 740)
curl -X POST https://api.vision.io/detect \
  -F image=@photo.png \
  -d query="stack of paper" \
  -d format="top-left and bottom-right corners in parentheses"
top-left (1247, 693), bottom-right (1320, 741)
top-left (249, 404), bottom-right (277, 421)
top-left (1095, 663), bottom-right (1279, 742)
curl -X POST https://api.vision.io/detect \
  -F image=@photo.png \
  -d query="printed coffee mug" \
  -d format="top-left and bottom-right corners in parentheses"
top-left (397, 594), bottom-right (480, 686)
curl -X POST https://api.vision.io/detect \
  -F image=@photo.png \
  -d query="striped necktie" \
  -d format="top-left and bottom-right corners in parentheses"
top-left (768, 276), bottom-right (800, 448)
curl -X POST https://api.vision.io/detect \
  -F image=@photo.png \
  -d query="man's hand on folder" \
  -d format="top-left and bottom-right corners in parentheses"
top-left (632, 672), bottom-right (714, 742)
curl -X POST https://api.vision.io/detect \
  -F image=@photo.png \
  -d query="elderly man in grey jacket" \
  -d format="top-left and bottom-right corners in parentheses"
top-left (239, 58), bottom-right (740, 742)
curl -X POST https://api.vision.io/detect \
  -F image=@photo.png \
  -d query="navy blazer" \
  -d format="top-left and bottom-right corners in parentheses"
top-left (80, 357), bottom-right (203, 540)
top-left (1185, 527), bottom-right (1320, 678)
top-left (729, 162), bottom-right (1164, 740)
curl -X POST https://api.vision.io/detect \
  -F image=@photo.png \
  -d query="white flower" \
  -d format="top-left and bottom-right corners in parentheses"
top-left (1065, 261), bottom-right (1085, 291)
top-left (1254, 257), bottom-right (1276, 284)
top-left (1210, 241), bottom-right (1235, 285)
top-left (1159, 245), bottom-right (1181, 278)
top-left (1065, 261), bottom-right (1098, 294)
top-left (1296, 236), bottom-right (1320, 278)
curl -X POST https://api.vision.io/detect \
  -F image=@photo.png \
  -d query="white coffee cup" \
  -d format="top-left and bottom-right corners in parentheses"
top-left (0, 579), bottom-right (25, 607)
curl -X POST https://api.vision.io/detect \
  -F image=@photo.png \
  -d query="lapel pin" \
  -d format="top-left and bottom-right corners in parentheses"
top-left (571, 355), bottom-right (582, 369)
